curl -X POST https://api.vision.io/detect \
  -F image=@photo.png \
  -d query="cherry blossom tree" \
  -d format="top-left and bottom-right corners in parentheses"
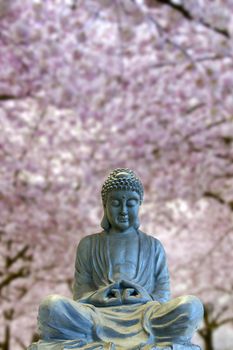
top-left (0, 1), bottom-right (233, 350)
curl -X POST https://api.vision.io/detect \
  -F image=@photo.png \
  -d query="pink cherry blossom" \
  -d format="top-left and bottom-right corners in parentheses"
top-left (0, 1), bottom-right (233, 350)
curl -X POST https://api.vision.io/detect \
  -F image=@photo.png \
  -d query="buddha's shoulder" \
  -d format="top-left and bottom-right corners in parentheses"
top-left (77, 231), bottom-right (106, 248)
top-left (138, 230), bottom-right (165, 249)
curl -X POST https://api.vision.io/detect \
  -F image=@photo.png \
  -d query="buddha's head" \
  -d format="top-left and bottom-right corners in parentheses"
top-left (101, 169), bottom-right (144, 232)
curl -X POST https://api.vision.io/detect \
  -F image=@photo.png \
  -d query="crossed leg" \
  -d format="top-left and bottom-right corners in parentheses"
top-left (38, 295), bottom-right (98, 344)
top-left (144, 295), bottom-right (204, 346)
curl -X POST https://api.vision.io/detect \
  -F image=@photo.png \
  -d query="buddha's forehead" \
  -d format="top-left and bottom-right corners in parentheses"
top-left (107, 190), bottom-right (140, 200)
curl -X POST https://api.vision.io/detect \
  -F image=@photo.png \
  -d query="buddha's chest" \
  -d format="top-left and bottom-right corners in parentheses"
top-left (108, 235), bottom-right (139, 280)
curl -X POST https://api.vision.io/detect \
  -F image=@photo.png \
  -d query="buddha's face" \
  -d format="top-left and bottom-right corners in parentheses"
top-left (105, 190), bottom-right (140, 232)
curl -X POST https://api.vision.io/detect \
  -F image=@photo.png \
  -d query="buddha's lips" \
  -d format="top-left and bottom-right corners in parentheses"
top-left (118, 217), bottom-right (129, 222)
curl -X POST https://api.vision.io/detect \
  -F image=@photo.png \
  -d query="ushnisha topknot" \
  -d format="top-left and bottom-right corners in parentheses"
top-left (101, 168), bottom-right (144, 206)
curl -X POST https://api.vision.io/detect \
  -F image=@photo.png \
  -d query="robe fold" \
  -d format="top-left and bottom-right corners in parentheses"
top-left (73, 231), bottom-right (170, 304)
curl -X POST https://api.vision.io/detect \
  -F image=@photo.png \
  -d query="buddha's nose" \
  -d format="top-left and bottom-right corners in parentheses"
top-left (120, 204), bottom-right (127, 215)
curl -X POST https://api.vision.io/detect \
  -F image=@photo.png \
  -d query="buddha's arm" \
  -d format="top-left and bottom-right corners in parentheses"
top-left (73, 237), bottom-right (96, 301)
top-left (151, 239), bottom-right (171, 303)
top-left (73, 237), bottom-right (123, 306)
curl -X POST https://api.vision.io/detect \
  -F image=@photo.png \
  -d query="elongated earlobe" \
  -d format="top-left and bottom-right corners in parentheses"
top-left (101, 212), bottom-right (111, 231)
top-left (134, 217), bottom-right (140, 230)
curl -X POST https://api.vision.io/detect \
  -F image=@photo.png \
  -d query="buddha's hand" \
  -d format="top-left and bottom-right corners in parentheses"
top-left (120, 280), bottom-right (152, 305)
top-left (87, 282), bottom-right (122, 307)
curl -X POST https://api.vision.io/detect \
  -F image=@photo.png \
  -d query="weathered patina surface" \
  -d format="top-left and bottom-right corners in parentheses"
top-left (30, 169), bottom-right (203, 350)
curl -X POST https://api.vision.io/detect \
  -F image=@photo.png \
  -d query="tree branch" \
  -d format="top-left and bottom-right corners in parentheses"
top-left (147, 14), bottom-right (194, 63)
top-left (6, 245), bottom-right (30, 268)
top-left (198, 226), bottom-right (233, 265)
top-left (0, 267), bottom-right (30, 291)
top-left (213, 305), bottom-right (229, 323)
top-left (0, 95), bottom-right (21, 101)
top-left (215, 285), bottom-right (233, 295)
top-left (204, 191), bottom-right (233, 211)
top-left (156, 0), bottom-right (192, 20)
top-left (155, 0), bottom-right (230, 38)
top-left (203, 191), bottom-right (225, 205)
top-left (217, 317), bottom-right (233, 327)
top-left (15, 337), bottom-right (27, 350)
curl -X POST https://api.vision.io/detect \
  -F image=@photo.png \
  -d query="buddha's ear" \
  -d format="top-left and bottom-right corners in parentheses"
top-left (101, 211), bottom-right (110, 231)
top-left (134, 216), bottom-right (140, 230)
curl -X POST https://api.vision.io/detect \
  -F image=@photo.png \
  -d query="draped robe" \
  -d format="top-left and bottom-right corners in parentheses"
top-left (32, 231), bottom-right (203, 350)
top-left (74, 230), bottom-right (170, 303)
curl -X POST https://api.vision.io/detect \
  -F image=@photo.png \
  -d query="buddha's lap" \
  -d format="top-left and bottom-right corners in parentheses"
top-left (38, 294), bottom-right (203, 331)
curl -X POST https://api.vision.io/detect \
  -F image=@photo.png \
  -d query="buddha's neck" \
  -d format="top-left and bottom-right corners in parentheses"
top-left (108, 227), bottom-right (138, 238)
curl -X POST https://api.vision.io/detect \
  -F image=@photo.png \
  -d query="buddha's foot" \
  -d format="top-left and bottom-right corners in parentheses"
top-left (142, 344), bottom-right (201, 350)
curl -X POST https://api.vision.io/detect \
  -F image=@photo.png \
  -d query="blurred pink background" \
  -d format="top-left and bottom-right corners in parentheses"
top-left (0, 1), bottom-right (232, 349)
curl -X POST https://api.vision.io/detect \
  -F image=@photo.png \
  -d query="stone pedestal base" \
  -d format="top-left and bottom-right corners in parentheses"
top-left (28, 341), bottom-right (201, 350)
